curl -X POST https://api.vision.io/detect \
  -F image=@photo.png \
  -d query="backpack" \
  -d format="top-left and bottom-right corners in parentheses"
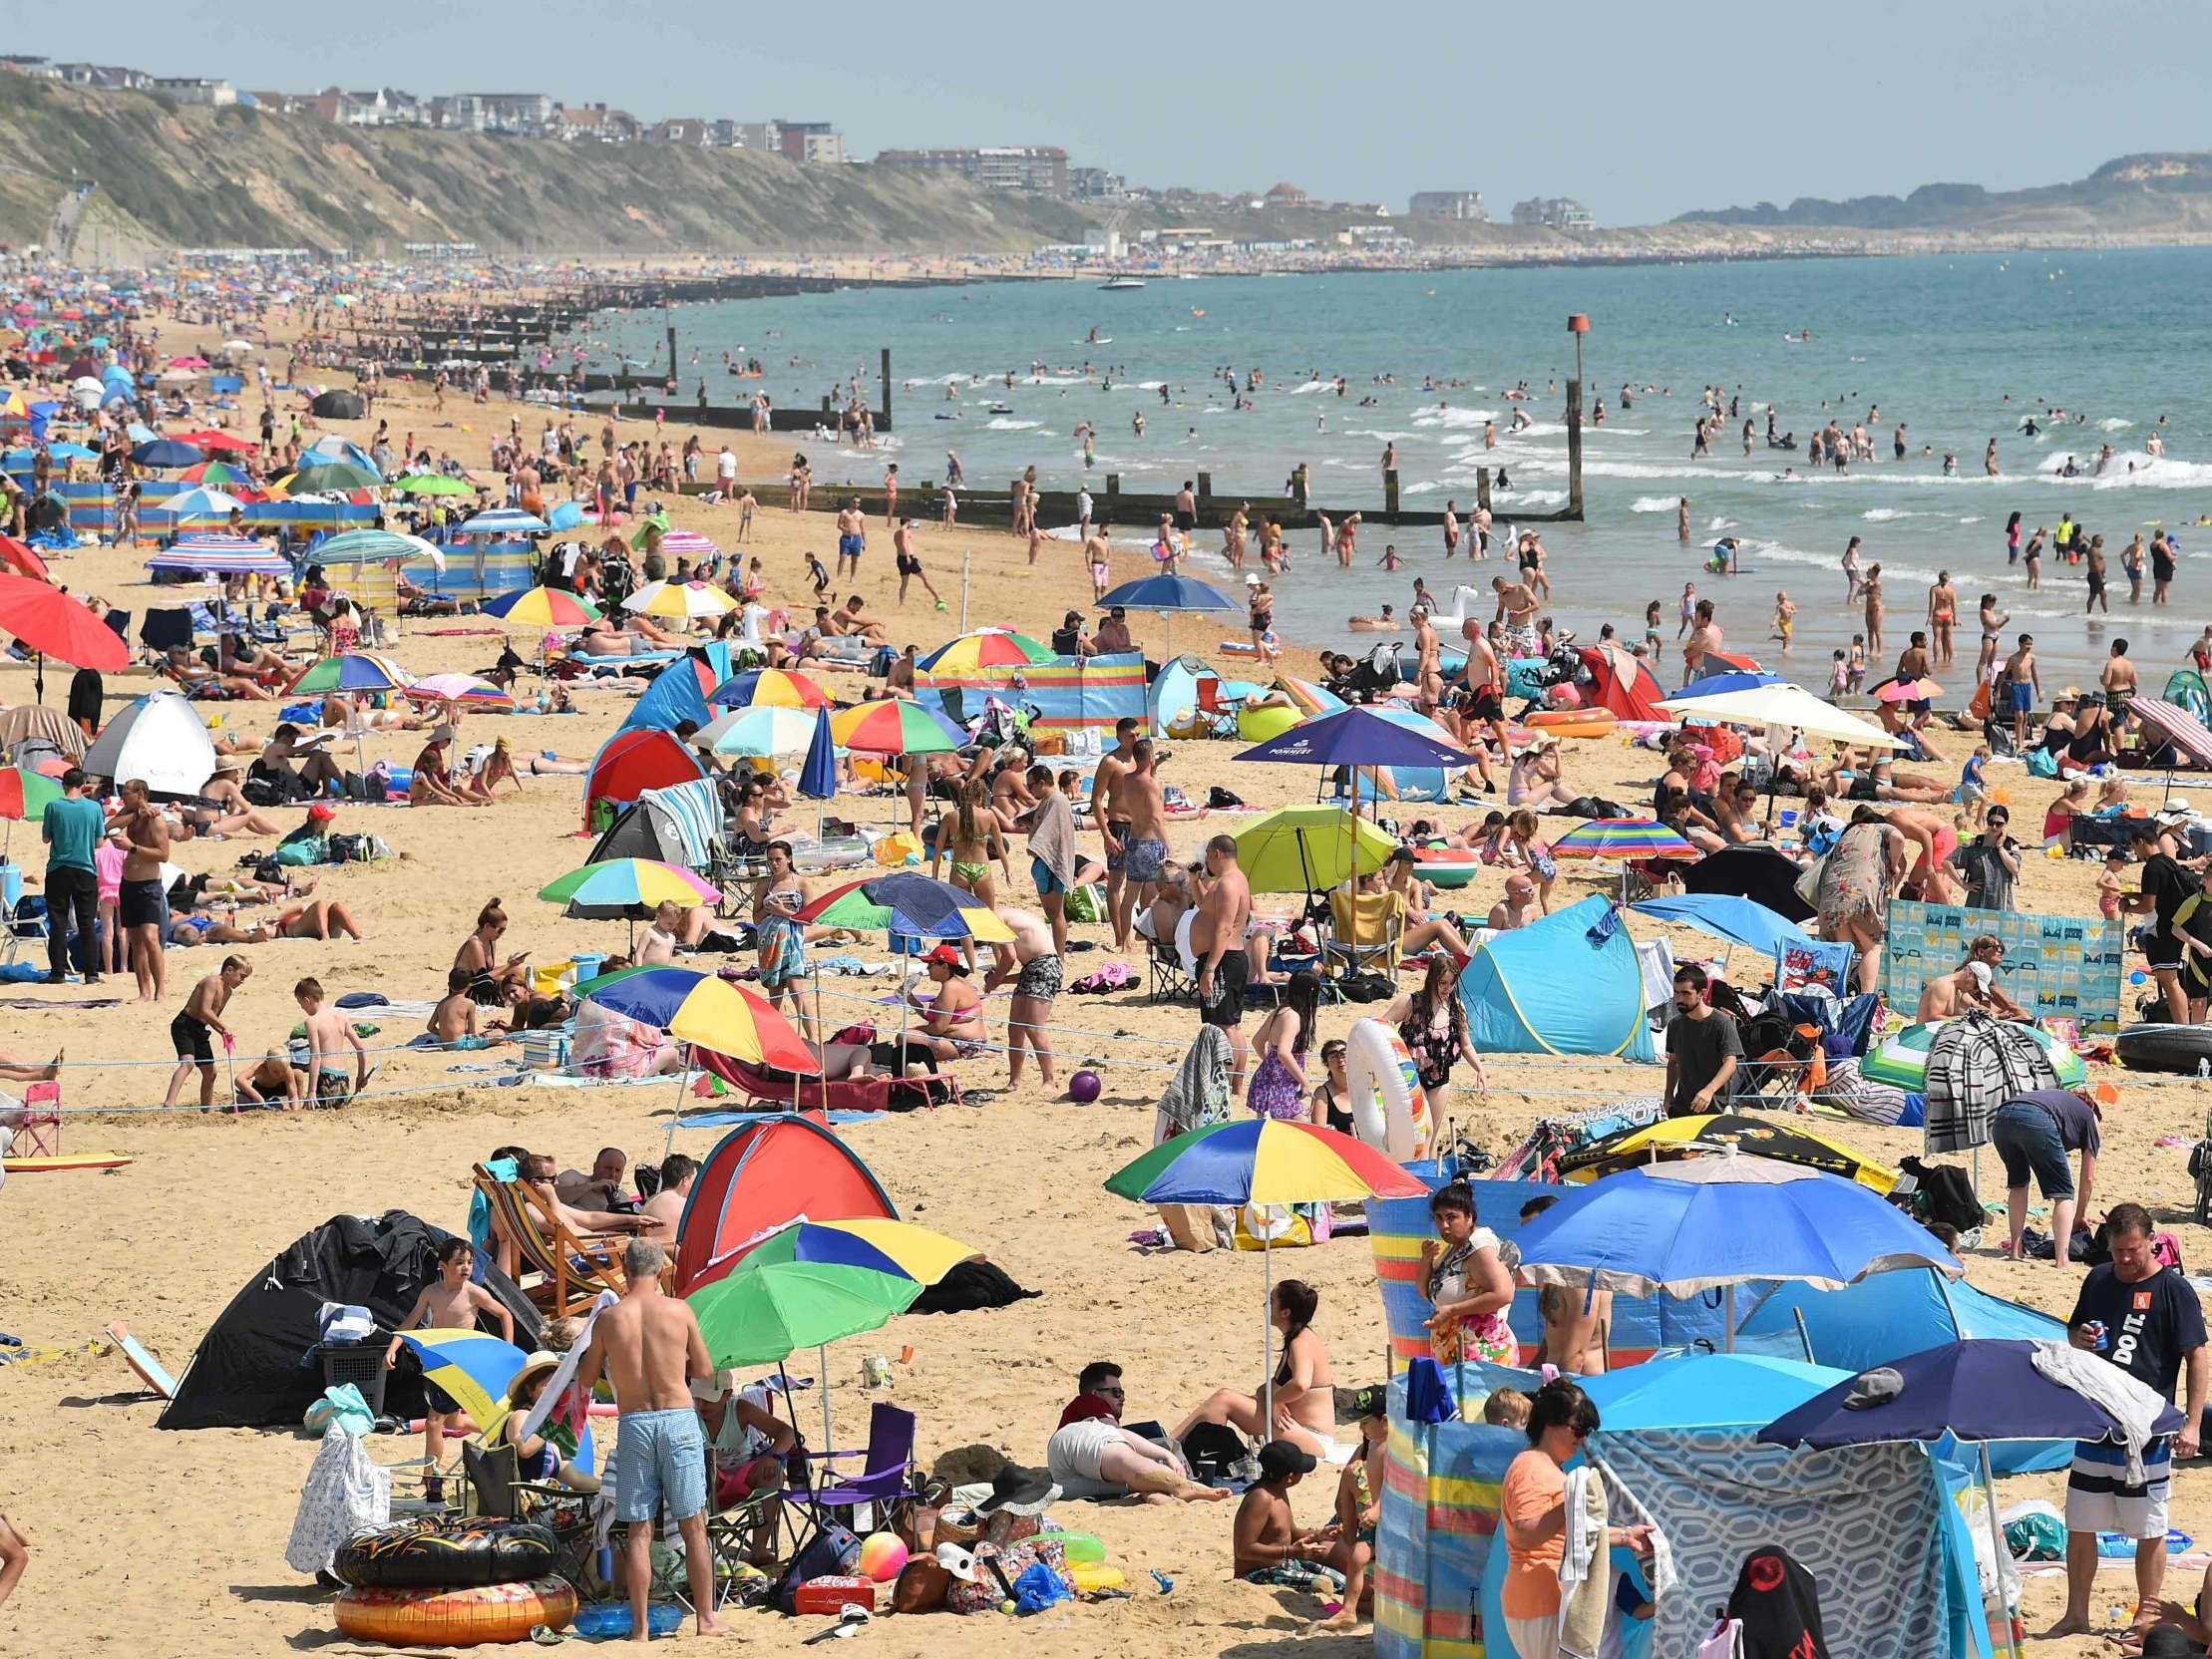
top-left (1897, 1157), bottom-right (1986, 1234)
top-left (769, 1522), bottom-right (860, 1614)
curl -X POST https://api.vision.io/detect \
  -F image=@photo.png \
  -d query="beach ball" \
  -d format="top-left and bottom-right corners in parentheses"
top-left (1069, 1069), bottom-right (1102, 1104)
top-left (857, 1531), bottom-right (908, 1582)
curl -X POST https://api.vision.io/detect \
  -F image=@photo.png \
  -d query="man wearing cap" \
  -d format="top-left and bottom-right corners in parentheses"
top-left (1916, 956), bottom-right (2002, 1022)
top-left (1233, 1441), bottom-right (1345, 1593)
top-left (1992, 1087), bottom-right (2100, 1264)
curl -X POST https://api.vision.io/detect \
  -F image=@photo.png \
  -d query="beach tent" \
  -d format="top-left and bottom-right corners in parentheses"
top-left (615, 652), bottom-right (714, 737)
top-left (1458, 896), bottom-right (1658, 1060)
top-left (1735, 1268), bottom-right (2069, 1473)
top-left (1376, 1363), bottom-right (1989, 1659)
top-left (673, 1116), bottom-right (898, 1292)
top-left (582, 729), bottom-right (704, 831)
top-left (158, 1210), bottom-right (539, 1431)
top-left (588, 778), bottom-right (723, 872)
top-left (2162, 668), bottom-right (2211, 725)
top-left (310, 388), bottom-right (364, 420)
top-left (1577, 642), bottom-right (1669, 721)
top-left (1147, 652), bottom-right (1257, 737)
top-left (80, 688), bottom-right (218, 798)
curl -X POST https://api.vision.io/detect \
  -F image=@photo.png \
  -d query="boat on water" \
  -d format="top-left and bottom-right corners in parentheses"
top-left (1097, 276), bottom-right (1146, 291)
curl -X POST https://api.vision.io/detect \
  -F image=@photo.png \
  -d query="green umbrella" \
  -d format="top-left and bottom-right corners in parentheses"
top-left (290, 459), bottom-right (384, 494)
top-left (394, 473), bottom-right (476, 497)
top-left (1233, 804), bottom-right (1398, 894)
top-left (687, 1258), bottom-right (919, 1369)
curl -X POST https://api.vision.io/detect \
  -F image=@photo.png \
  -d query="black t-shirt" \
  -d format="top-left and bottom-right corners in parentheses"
top-left (2139, 852), bottom-right (2199, 952)
top-left (1664, 1010), bottom-right (1743, 1115)
top-left (2005, 1088), bottom-right (2101, 1155)
top-left (2068, 1263), bottom-right (2206, 1399)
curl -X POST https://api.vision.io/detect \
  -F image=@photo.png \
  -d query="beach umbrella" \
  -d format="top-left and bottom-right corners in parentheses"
top-left (623, 578), bottom-right (735, 621)
top-left (687, 1256), bottom-right (920, 1371)
top-left (1097, 571), bottom-right (1239, 656)
top-left (1873, 676), bottom-right (1944, 705)
top-left (302, 435), bottom-right (378, 470)
top-left (145, 537), bottom-right (291, 578)
top-left (401, 673), bottom-right (516, 713)
top-left (830, 700), bottom-right (964, 756)
top-left (1674, 669), bottom-right (1784, 699)
top-left (577, 964), bottom-right (817, 1067)
top-left (696, 704), bottom-right (821, 760)
top-left (0, 535), bottom-right (49, 581)
top-left (707, 667), bottom-right (831, 710)
top-left (1559, 1112), bottom-right (1898, 1192)
top-left (289, 458), bottom-right (384, 494)
top-left (177, 460), bottom-right (255, 490)
top-left (1862, 1019), bottom-right (2085, 1092)
top-left (153, 485), bottom-right (244, 521)
top-left (481, 586), bottom-right (602, 626)
top-left (80, 689), bottom-right (217, 796)
top-left (1107, 1118), bottom-right (1428, 1419)
top-left (1235, 703), bottom-right (1481, 772)
top-left (0, 572), bottom-right (127, 698)
top-left (694, 1217), bottom-right (975, 1295)
top-left (547, 500), bottom-right (586, 531)
top-left (1679, 845), bottom-right (1817, 923)
top-left (1234, 804), bottom-right (1397, 894)
top-left (1661, 682), bottom-right (1905, 749)
top-left (394, 1328), bottom-right (529, 1433)
top-left (1582, 1352), bottom-right (1852, 1433)
top-left (130, 439), bottom-right (204, 469)
top-left (540, 857), bottom-right (719, 925)
top-left (175, 429), bottom-right (255, 454)
top-left (394, 473), bottom-right (477, 497)
top-left (167, 355), bottom-right (210, 369)
top-left (1550, 819), bottom-right (1699, 861)
top-left (634, 525), bottom-right (718, 559)
top-left (458, 505), bottom-right (548, 535)
top-left (797, 705), bottom-right (839, 806)
top-left (1511, 1151), bottom-right (1960, 1349)
top-left (284, 652), bottom-right (413, 697)
top-left (312, 527), bottom-right (445, 571)
top-left (917, 627), bottom-right (1055, 675)
top-left (1760, 1339), bottom-right (2186, 1659)
top-left (798, 872), bottom-right (1014, 943)
top-left (0, 765), bottom-right (62, 822)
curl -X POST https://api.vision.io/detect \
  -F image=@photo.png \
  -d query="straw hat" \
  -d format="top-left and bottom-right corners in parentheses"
top-left (507, 1350), bottom-right (562, 1399)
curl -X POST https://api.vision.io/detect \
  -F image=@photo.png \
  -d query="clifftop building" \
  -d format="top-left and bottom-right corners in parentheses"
top-left (1409, 190), bottom-right (1488, 221)
top-left (1510, 195), bottom-right (1595, 232)
top-left (876, 145), bottom-right (1068, 192)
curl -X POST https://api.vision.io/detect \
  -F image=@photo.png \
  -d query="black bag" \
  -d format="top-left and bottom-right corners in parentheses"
top-left (1898, 1157), bottom-right (1985, 1233)
top-left (912, 1259), bottom-right (1041, 1315)
top-left (1179, 1421), bottom-right (1247, 1483)
top-left (771, 1522), bottom-right (861, 1613)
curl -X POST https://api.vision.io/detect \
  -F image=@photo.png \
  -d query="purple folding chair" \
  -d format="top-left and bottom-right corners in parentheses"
top-left (807, 1403), bottom-right (917, 1533)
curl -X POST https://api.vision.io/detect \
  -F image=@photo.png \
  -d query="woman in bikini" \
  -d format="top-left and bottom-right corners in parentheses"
top-left (936, 778), bottom-right (1009, 910)
top-left (477, 740), bottom-right (590, 795)
top-left (1308, 1039), bottom-right (1355, 1134)
top-left (456, 898), bottom-right (531, 1006)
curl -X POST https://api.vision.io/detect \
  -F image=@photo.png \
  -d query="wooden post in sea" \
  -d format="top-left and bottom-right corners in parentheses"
top-left (880, 348), bottom-right (893, 432)
top-left (1475, 468), bottom-right (1492, 514)
top-left (1566, 312), bottom-right (1591, 521)
top-left (1383, 468), bottom-right (1400, 523)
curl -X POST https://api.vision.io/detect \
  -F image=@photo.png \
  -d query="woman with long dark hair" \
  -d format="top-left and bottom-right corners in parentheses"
top-left (1247, 970), bottom-right (1320, 1122)
top-left (1383, 956), bottom-right (1483, 1120)
top-left (1173, 1278), bottom-right (1336, 1457)
top-left (1420, 1179), bottom-right (1516, 1366)
top-left (1500, 1380), bottom-right (1652, 1659)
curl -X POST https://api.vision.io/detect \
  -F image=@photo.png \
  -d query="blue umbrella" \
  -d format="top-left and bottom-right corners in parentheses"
top-left (131, 439), bottom-right (204, 469)
top-left (798, 705), bottom-right (838, 803)
top-left (1759, 1337), bottom-right (2182, 1659)
top-left (1235, 704), bottom-right (1483, 771)
top-left (1097, 572), bottom-right (1239, 656)
top-left (1512, 1152), bottom-right (1960, 1348)
top-left (548, 499), bottom-right (585, 531)
top-left (1582, 1353), bottom-right (1852, 1432)
top-left (1629, 892), bottom-right (1817, 956)
top-left (1676, 669), bottom-right (1785, 699)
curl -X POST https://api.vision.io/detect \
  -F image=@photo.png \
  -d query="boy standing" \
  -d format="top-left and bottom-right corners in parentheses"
top-left (296, 976), bottom-right (369, 1105)
top-left (384, 1237), bottom-right (516, 1499)
top-left (164, 956), bottom-right (251, 1111)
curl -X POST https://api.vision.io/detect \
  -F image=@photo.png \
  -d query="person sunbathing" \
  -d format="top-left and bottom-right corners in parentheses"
top-left (1175, 1279), bottom-right (1339, 1460)
top-left (477, 740), bottom-right (589, 795)
top-left (500, 1355), bottom-right (602, 1495)
top-left (258, 724), bottom-right (345, 797)
top-left (1346, 868), bottom-right (1473, 963)
top-left (164, 643), bottom-right (274, 701)
top-left (273, 897), bottom-right (364, 941)
top-left (837, 595), bottom-right (890, 643)
top-left (217, 631), bottom-right (290, 682)
top-left (574, 623), bottom-right (649, 657)
top-left (411, 728), bottom-right (492, 806)
top-left (1505, 741), bottom-right (1576, 811)
top-left (1347, 606), bottom-right (1403, 632)
top-left (322, 693), bottom-right (431, 735)
top-left (0, 1050), bottom-right (62, 1084)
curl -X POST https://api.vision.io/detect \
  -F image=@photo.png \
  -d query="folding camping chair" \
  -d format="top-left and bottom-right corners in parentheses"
top-left (1147, 933), bottom-right (1197, 1004)
top-left (5, 1081), bottom-right (61, 1157)
top-left (1325, 886), bottom-right (1404, 980)
top-left (138, 606), bottom-right (194, 665)
top-left (1195, 676), bottom-right (1245, 739)
top-left (0, 882), bottom-right (47, 969)
top-left (801, 1403), bottom-right (918, 1538)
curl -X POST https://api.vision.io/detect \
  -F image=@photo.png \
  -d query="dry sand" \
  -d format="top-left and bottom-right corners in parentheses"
top-left (1, 314), bottom-right (2207, 1658)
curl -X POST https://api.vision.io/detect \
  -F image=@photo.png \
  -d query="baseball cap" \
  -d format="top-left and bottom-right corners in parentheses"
top-left (306, 803), bottom-right (337, 824)
top-left (1966, 960), bottom-right (1994, 990)
top-left (1257, 1440), bottom-right (1317, 1481)
top-left (922, 943), bottom-right (967, 973)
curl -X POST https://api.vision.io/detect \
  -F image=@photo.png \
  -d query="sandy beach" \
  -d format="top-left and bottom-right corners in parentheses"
top-left (2, 301), bottom-right (2208, 1659)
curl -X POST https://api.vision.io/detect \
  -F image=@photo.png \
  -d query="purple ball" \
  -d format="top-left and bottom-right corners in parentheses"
top-left (1068, 1069), bottom-right (1102, 1104)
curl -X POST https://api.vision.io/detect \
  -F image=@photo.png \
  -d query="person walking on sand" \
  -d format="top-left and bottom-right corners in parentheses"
top-left (115, 778), bottom-right (171, 1004)
top-left (575, 1239), bottom-right (733, 1642)
top-left (1193, 833), bottom-right (1254, 1099)
top-left (163, 956), bottom-right (250, 1111)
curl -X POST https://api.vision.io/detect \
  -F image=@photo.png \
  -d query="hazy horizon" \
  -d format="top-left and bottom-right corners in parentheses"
top-left (37, 1), bottom-right (2212, 222)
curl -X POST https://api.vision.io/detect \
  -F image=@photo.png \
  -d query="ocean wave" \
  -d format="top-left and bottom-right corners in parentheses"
top-left (1289, 380), bottom-right (1333, 395)
top-left (1023, 374), bottom-right (1087, 386)
top-left (2099, 418), bottom-right (2135, 431)
top-left (1861, 508), bottom-right (1919, 521)
top-left (985, 418), bottom-right (1044, 431)
top-left (1411, 408), bottom-right (1504, 430)
top-left (1631, 496), bottom-right (1680, 513)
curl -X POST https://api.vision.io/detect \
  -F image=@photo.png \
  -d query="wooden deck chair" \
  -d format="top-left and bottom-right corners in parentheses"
top-left (470, 1162), bottom-right (626, 1319)
top-left (1326, 885), bottom-right (1404, 979)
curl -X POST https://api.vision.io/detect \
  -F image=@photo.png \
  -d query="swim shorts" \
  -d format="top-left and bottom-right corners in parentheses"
top-left (120, 876), bottom-right (167, 929)
top-left (1014, 952), bottom-right (1064, 1000)
top-left (838, 534), bottom-right (863, 557)
top-left (1030, 855), bottom-right (1067, 897)
top-left (1104, 821), bottom-right (1132, 876)
top-left (1174, 509), bottom-right (1197, 533)
top-left (171, 1011), bottom-right (213, 1064)
top-left (1469, 687), bottom-right (1505, 723)
top-left (2066, 1438), bottom-right (2171, 1541)
top-left (1123, 837), bottom-right (1169, 885)
top-left (1199, 948), bottom-right (1250, 1028)
top-left (614, 1407), bottom-right (708, 1523)
top-left (2008, 682), bottom-right (2033, 713)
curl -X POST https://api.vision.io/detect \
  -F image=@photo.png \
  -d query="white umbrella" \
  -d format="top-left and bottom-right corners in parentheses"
top-left (220, 340), bottom-right (254, 359)
top-left (1660, 682), bottom-right (1906, 749)
top-left (81, 690), bottom-right (219, 797)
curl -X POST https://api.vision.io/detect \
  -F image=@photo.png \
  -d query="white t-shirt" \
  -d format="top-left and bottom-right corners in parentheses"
top-left (716, 449), bottom-right (737, 481)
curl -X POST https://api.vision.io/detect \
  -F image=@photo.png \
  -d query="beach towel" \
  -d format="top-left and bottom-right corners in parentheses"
top-left (1923, 1012), bottom-right (2058, 1155)
top-left (2030, 1340), bottom-right (2169, 1485)
top-left (285, 1421), bottom-right (390, 1576)
top-left (1559, 1465), bottom-right (1611, 1659)
top-left (1155, 1027), bottom-right (1234, 1251)
top-left (639, 779), bottom-right (721, 869)
top-left (1725, 1545), bottom-right (1830, 1659)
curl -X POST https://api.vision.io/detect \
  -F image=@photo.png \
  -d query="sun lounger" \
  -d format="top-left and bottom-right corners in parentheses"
top-left (692, 1049), bottom-right (956, 1112)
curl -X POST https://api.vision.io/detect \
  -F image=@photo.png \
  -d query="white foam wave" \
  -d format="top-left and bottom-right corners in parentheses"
top-left (1289, 380), bottom-right (1332, 395)
top-left (1023, 375), bottom-right (1086, 386)
top-left (1411, 408), bottom-right (1503, 430)
top-left (2099, 418), bottom-right (2134, 432)
top-left (1631, 496), bottom-right (1679, 513)
top-left (1861, 507), bottom-right (1918, 521)
top-left (985, 418), bottom-right (1043, 431)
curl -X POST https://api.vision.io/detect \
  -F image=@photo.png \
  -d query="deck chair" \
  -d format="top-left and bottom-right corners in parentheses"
top-left (1195, 676), bottom-right (1245, 739)
top-left (0, 884), bottom-right (46, 969)
top-left (1325, 886), bottom-right (1404, 980)
top-left (803, 1403), bottom-right (917, 1537)
top-left (470, 1162), bottom-right (628, 1319)
top-left (8, 1081), bottom-right (61, 1157)
top-left (1145, 925), bottom-right (1197, 1004)
top-left (138, 606), bottom-right (194, 664)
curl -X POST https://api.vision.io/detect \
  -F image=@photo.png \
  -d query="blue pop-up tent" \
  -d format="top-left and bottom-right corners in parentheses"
top-left (1459, 895), bottom-right (1658, 1060)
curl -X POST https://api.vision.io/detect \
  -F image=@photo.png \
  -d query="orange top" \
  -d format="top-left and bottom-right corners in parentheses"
top-left (1499, 1448), bottom-right (1567, 1618)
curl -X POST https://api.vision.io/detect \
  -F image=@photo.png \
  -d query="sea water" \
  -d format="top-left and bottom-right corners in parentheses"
top-left (561, 248), bottom-right (2212, 683)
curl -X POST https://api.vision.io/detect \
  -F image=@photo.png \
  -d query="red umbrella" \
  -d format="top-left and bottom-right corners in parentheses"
top-left (0, 536), bottom-right (49, 581)
top-left (176, 430), bottom-right (256, 454)
top-left (0, 573), bottom-right (128, 698)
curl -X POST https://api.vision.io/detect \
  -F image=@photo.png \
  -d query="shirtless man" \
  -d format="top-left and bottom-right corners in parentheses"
top-left (638, 1153), bottom-right (696, 1241)
top-left (2002, 633), bottom-right (2041, 749)
top-left (1191, 833), bottom-right (1253, 1097)
top-left (1116, 738), bottom-right (1172, 913)
top-left (834, 498), bottom-right (866, 581)
top-left (575, 1239), bottom-right (731, 1641)
top-left (839, 594), bottom-right (890, 643)
top-left (1917, 959), bottom-right (1998, 1022)
top-left (1486, 873), bottom-right (1541, 932)
top-left (2085, 536), bottom-right (2109, 615)
top-left (1682, 600), bottom-right (1721, 686)
top-left (2102, 638), bottom-right (2139, 708)
top-left (1095, 719), bottom-right (1143, 950)
top-left (1092, 607), bottom-right (1134, 654)
top-left (115, 779), bottom-right (173, 1003)
top-left (982, 903), bottom-right (1059, 1090)
top-left (1490, 574), bottom-right (1540, 658)
top-left (1458, 624), bottom-right (1508, 788)
top-left (1411, 607), bottom-right (1443, 714)
top-left (1894, 632), bottom-right (1936, 731)
top-left (385, 1236), bottom-right (516, 1498)
top-left (162, 955), bottom-right (250, 1110)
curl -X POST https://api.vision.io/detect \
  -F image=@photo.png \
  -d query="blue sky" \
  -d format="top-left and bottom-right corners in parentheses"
top-left (67, 0), bottom-right (2212, 221)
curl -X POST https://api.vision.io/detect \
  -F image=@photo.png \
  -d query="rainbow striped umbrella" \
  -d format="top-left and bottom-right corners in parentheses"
top-left (576, 963), bottom-right (820, 1072)
top-left (401, 673), bottom-right (516, 712)
top-left (1550, 819), bottom-right (1699, 861)
top-left (0, 765), bottom-right (62, 822)
top-left (708, 667), bottom-right (831, 710)
top-left (830, 700), bottom-right (963, 756)
top-left (918, 627), bottom-right (1055, 675)
top-left (146, 536), bottom-right (291, 578)
top-left (623, 578), bottom-right (735, 620)
top-left (285, 651), bottom-right (413, 696)
top-left (689, 1216), bottom-right (973, 1294)
top-left (395, 1329), bottom-right (529, 1432)
top-left (539, 858), bottom-right (719, 920)
top-left (482, 586), bottom-right (602, 626)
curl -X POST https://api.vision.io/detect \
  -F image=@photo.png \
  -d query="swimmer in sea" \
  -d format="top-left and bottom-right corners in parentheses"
top-left (1348, 605), bottom-right (1403, 632)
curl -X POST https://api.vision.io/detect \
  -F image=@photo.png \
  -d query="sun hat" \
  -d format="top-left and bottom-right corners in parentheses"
top-left (506, 1350), bottom-right (562, 1399)
top-left (430, 724), bottom-right (456, 743)
top-left (971, 1464), bottom-right (1059, 1517)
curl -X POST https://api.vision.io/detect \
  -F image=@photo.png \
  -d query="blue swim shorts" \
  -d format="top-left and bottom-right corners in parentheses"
top-left (613, 1407), bottom-right (707, 1523)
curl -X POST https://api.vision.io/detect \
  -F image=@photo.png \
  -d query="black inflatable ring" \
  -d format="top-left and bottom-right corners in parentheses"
top-left (2115, 1022), bottom-right (2212, 1076)
top-left (333, 1516), bottom-right (559, 1589)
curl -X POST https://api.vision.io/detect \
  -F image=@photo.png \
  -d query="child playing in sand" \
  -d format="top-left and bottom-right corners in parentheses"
top-left (428, 967), bottom-right (508, 1050)
top-left (2098, 851), bottom-right (2126, 921)
top-left (385, 1238), bottom-right (516, 1500)
top-left (1772, 590), bottom-right (1796, 648)
top-left (162, 956), bottom-right (251, 1111)
top-left (296, 976), bottom-right (369, 1106)
top-left (1233, 1441), bottom-right (1347, 1596)
top-left (1314, 1388), bottom-right (1389, 1632)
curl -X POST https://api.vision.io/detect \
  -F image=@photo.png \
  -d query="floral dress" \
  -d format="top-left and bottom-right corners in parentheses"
top-left (1426, 1226), bottom-right (1518, 1366)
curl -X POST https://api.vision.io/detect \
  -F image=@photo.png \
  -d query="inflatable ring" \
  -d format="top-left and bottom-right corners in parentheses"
top-left (1413, 847), bottom-right (1481, 889)
top-left (334, 1517), bottom-right (559, 1590)
top-left (1238, 703), bottom-right (1301, 742)
top-left (1343, 1017), bottom-right (1433, 1161)
top-left (1070, 1562), bottom-right (1126, 1593)
top-left (1526, 709), bottom-right (1617, 740)
top-left (2115, 1023), bottom-right (2212, 1075)
top-left (333, 1576), bottom-right (577, 1647)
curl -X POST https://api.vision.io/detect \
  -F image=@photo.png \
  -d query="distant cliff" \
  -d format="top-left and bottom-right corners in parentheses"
top-left (1671, 153), bottom-right (2212, 234)
top-left (0, 79), bottom-right (1103, 257)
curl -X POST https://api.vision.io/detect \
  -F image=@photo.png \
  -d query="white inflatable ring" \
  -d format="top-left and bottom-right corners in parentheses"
top-left (1343, 1017), bottom-right (1432, 1161)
